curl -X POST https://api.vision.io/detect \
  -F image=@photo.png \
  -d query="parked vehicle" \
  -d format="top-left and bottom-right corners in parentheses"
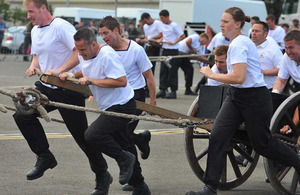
top-left (1, 26), bottom-right (26, 54)
top-left (278, 0), bottom-right (299, 26)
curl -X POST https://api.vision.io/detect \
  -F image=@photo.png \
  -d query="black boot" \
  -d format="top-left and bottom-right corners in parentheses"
top-left (26, 149), bottom-right (57, 180)
top-left (156, 90), bottom-right (166, 98)
top-left (132, 181), bottom-right (151, 195)
top-left (117, 150), bottom-right (136, 185)
top-left (166, 91), bottom-right (177, 99)
top-left (185, 88), bottom-right (197, 95)
top-left (135, 130), bottom-right (151, 160)
top-left (92, 171), bottom-right (113, 195)
top-left (122, 183), bottom-right (134, 191)
top-left (185, 185), bottom-right (217, 195)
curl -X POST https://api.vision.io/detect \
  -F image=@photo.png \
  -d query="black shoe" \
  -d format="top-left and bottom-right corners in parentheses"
top-left (117, 151), bottom-right (136, 185)
top-left (166, 91), bottom-right (177, 99)
top-left (92, 171), bottom-right (113, 195)
top-left (185, 185), bottom-right (217, 195)
top-left (156, 90), bottom-right (166, 98)
top-left (265, 177), bottom-right (270, 183)
top-left (26, 149), bottom-right (57, 180)
top-left (135, 130), bottom-right (151, 160)
top-left (185, 88), bottom-right (197, 96)
top-left (132, 181), bottom-right (151, 195)
top-left (122, 183), bottom-right (134, 191)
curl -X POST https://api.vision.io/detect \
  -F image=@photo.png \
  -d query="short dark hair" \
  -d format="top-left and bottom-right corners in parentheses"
top-left (74, 28), bottom-right (97, 45)
top-left (141, 13), bottom-right (150, 20)
top-left (284, 30), bottom-right (300, 45)
top-left (281, 23), bottom-right (289, 29)
top-left (254, 21), bottom-right (269, 33)
top-left (266, 14), bottom-right (276, 21)
top-left (159, 9), bottom-right (169, 17)
top-left (251, 16), bottom-right (260, 22)
top-left (98, 16), bottom-right (120, 33)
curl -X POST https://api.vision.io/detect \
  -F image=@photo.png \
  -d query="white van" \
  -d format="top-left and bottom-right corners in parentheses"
top-left (117, 8), bottom-right (160, 27)
top-left (278, 0), bottom-right (299, 26)
top-left (159, 0), bottom-right (268, 34)
top-left (53, 7), bottom-right (115, 25)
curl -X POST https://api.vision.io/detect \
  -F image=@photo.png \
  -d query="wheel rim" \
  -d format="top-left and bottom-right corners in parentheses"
top-left (185, 95), bottom-right (259, 190)
top-left (264, 91), bottom-right (300, 195)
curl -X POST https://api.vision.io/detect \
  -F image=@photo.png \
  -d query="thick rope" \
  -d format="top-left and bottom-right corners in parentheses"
top-left (0, 87), bottom-right (206, 127)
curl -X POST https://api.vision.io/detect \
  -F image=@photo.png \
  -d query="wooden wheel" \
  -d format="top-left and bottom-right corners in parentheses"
top-left (185, 96), bottom-right (260, 190)
top-left (264, 91), bottom-right (300, 195)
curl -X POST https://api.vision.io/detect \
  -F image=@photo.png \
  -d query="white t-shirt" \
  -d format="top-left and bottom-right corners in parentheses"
top-left (178, 34), bottom-right (204, 54)
top-left (116, 40), bottom-right (152, 90)
top-left (31, 18), bottom-right (76, 73)
top-left (207, 32), bottom-right (230, 52)
top-left (143, 20), bottom-right (163, 39)
top-left (162, 21), bottom-right (184, 49)
top-left (278, 53), bottom-right (300, 83)
top-left (256, 39), bottom-right (283, 89)
top-left (227, 35), bottom-right (265, 88)
top-left (268, 26), bottom-right (286, 50)
top-left (207, 65), bottom-right (225, 86)
top-left (79, 45), bottom-right (134, 111)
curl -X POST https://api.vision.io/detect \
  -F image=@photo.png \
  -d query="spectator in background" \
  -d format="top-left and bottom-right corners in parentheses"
top-left (75, 21), bottom-right (84, 30)
top-left (0, 14), bottom-right (8, 51)
top-left (128, 22), bottom-right (139, 40)
top-left (89, 20), bottom-right (98, 35)
top-left (280, 23), bottom-right (290, 34)
top-left (137, 20), bottom-right (144, 38)
top-left (23, 21), bottom-right (33, 61)
top-left (266, 14), bottom-right (286, 51)
top-left (120, 23), bottom-right (129, 38)
top-left (248, 16), bottom-right (260, 38)
top-left (291, 19), bottom-right (299, 30)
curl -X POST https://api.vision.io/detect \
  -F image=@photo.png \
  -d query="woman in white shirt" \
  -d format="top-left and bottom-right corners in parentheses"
top-left (186, 7), bottom-right (300, 195)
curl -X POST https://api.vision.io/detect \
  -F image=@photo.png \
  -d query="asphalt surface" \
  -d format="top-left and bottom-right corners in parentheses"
top-left (0, 55), bottom-right (280, 195)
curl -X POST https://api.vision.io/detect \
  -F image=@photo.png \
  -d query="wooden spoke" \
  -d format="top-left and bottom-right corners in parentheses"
top-left (228, 150), bottom-right (242, 178)
top-left (196, 147), bottom-right (208, 161)
top-left (233, 144), bottom-right (254, 162)
top-left (277, 166), bottom-right (291, 182)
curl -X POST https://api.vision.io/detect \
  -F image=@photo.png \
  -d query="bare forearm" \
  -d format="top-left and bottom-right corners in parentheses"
top-left (261, 68), bottom-right (279, 76)
top-left (272, 77), bottom-right (287, 93)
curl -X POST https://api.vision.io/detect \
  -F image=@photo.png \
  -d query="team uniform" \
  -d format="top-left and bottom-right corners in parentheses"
top-left (257, 38), bottom-right (283, 89)
top-left (80, 45), bottom-right (137, 180)
top-left (159, 21), bottom-right (184, 93)
top-left (143, 20), bottom-right (163, 74)
top-left (115, 40), bottom-right (153, 185)
top-left (206, 65), bottom-right (225, 86)
top-left (178, 34), bottom-right (204, 91)
top-left (207, 32), bottom-right (230, 52)
top-left (278, 53), bottom-right (300, 82)
top-left (268, 25), bottom-right (286, 51)
top-left (13, 18), bottom-right (106, 178)
top-left (203, 35), bottom-right (300, 189)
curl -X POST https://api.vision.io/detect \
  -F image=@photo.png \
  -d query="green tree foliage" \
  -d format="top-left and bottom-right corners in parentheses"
top-left (11, 7), bottom-right (27, 25)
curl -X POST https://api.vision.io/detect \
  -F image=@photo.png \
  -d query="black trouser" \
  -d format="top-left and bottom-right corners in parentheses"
top-left (178, 57), bottom-right (194, 88)
top-left (159, 49), bottom-right (180, 92)
top-left (84, 98), bottom-right (144, 185)
top-left (13, 82), bottom-right (107, 175)
top-left (127, 88), bottom-right (146, 185)
top-left (145, 45), bottom-right (160, 75)
top-left (204, 86), bottom-right (300, 189)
